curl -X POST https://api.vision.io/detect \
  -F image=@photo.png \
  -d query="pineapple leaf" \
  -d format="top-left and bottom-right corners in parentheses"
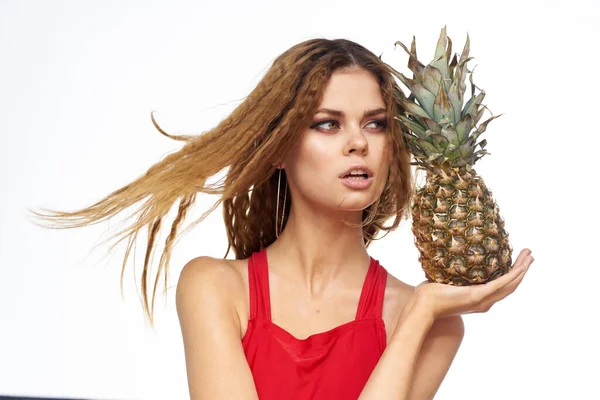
top-left (419, 65), bottom-right (444, 99)
top-left (459, 33), bottom-right (471, 65)
top-left (392, 85), bottom-right (407, 100)
top-left (468, 64), bottom-right (481, 99)
top-left (462, 91), bottom-right (485, 118)
top-left (429, 133), bottom-right (450, 152)
top-left (432, 27), bottom-right (450, 90)
top-left (386, 62), bottom-right (408, 83)
top-left (402, 129), bottom-right (420, 141)
top-left (472, 149), bottom-right (490, 163)
top-left (441, 125), bottom-right (459, 146)
top-left (472, 106), bottom-right (486, 126)
top-left (464, 149), bottom-right (491, 165)
top-left (452, 158), bottom-right (469, 167)
top-left (406, 140), bottom-right (427, 157)
top-left (396, 115), bottom-right (428, 139)
top-left (433, 83), bottom-right (455, 123)
top-left (421, 117), bottom-right (442, 133)
top-left (472, 114), bottom-right (503, 141)
top-left (448, 53), bottom-right (458, 81)
top-left (447, 77), bottom-right (463, 125)
top-left (396, 73), bottom-right (436, 118)
top-left (439, 116), bottom-right (453, 127)
top-left (432, 55), bottom-right (450, 92)
top-left (391, 27), bottom-right (501, 166)
top-left (399, 98), bottom-right (431, 120)
top-left (446, 136), bottom-right (475, 162)
top-left (416, 138), bottom-right (441, 156)
top-left (436, 154), bottom-right (449, 163)
top-left (446, 36), bottom-right (453, 67)
top-left (393, 38), bottom-right (425, 78)
top-left (456, 114), bottom-right (474, 143)
top-left (434, 26), bottom-right (448, 62)
top-left (410, 35), bottom-right (418, 58)
top-left (456, 56), bottom-right (474, 100)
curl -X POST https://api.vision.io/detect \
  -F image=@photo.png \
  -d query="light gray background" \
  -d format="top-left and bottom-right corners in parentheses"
top-left (1, 0), bottom-right (597, 399)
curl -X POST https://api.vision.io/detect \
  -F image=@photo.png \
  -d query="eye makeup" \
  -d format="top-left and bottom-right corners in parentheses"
top-left (310, 119), bottom-right (387, 133)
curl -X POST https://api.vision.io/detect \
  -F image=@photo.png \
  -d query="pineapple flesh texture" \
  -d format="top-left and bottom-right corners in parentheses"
top-left (385, 26), bottom-right (513, 285)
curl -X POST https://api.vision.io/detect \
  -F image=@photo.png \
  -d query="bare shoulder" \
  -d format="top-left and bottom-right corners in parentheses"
top-left (176, 256), bottom-right (249, 337)
top-left (177, 256), bottom-right (245, 295)
top-left (175, 256), bottom-right (259, 399)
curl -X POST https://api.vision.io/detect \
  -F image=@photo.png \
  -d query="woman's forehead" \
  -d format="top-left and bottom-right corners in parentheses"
top-left (316, 71), bottom-right (385, 114)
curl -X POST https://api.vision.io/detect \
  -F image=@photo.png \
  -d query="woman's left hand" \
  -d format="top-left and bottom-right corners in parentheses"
top-left (411, 248), bottom-right (534, 321)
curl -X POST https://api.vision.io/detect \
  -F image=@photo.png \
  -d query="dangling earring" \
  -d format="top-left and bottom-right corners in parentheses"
top-left (275, 167), bottom-right (287, 238)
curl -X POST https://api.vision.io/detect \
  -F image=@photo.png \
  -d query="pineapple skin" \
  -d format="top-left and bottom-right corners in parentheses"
top-left (411, 165), bottom-right (513, 285)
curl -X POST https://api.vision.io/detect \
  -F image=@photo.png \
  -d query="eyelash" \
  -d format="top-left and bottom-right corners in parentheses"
top-left (310, 119), bottom-right (388, 133)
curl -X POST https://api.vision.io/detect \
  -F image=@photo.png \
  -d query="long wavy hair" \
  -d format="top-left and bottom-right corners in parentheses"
top-left (29, 38), bottom-right (416, 327)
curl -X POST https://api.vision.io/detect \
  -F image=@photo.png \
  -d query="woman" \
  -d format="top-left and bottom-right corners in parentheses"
top-left (31, 38), bottom-right (533, 399)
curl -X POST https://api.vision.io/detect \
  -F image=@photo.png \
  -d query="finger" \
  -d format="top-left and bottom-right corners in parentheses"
top-left (512, 248), bottom-right (533, 271)
top-left (492, 248), bottom-right (533, 286)
top-left (487, 256), bottom-right (533, 303)
top-left (470, 249), bottom-right (533, 299)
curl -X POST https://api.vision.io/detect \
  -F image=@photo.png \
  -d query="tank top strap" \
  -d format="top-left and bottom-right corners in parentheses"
top-left (248, 248), bottom-right (272, 321)
top-left (355, 257), bottom-right (388, 320)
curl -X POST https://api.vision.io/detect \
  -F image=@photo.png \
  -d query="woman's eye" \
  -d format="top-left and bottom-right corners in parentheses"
top-left (366, 120), bottom-right (387, 130)
top-left (311, 119), bottom-right (387, 132)
top-left (311, 120), bottom-right (340, 131)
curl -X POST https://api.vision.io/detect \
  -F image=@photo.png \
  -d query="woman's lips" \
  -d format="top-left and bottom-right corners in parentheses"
top-left (340, 176), bottom-right (373, 189)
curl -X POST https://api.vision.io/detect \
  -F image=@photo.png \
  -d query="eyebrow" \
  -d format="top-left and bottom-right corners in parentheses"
top-left (314, 107), bottom-right (387, 117)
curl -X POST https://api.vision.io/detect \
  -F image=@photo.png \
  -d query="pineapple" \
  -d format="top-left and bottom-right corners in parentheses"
top-left (383, 26), bottom-right (513, 285)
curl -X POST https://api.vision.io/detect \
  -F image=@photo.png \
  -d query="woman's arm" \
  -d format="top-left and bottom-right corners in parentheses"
top-left (359, 248), bottom-right (534, 399)
top-left (176, 256), bottom-right (259, 400)
top-left (358, 293), bottom-right (462, 399)
top-left (406, 313), bottom-right (464, 399)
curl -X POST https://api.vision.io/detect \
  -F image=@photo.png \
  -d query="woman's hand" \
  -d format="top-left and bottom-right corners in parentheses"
top-left (413, 248), bottom-right (534, 320)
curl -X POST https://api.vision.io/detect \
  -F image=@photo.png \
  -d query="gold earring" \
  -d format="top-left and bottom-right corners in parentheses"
top-left (276, 167), bottom-right (287, 238)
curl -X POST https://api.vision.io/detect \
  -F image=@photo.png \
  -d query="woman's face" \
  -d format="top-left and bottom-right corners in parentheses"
top-left (283, 67), bottom-right (390, 217)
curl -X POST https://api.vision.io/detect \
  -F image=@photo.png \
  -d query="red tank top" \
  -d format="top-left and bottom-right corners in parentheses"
top-left (242, 248), bottom-right (388, 399)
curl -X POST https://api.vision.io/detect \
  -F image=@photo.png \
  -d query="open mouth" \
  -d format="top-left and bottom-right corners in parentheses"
top-left (343, 174), bottom-right (369, 180)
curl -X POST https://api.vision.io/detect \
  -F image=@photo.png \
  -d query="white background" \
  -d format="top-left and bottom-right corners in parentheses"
top-left (1, 0), bottom-right (598, 399)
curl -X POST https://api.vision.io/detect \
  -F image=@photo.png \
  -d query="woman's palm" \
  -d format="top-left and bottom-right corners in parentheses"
top-left (415, 248), bottom-right (535, 320)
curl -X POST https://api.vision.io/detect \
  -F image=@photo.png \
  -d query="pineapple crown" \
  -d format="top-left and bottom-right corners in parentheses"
top-left (381, 26), bottom-right (502, 173)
